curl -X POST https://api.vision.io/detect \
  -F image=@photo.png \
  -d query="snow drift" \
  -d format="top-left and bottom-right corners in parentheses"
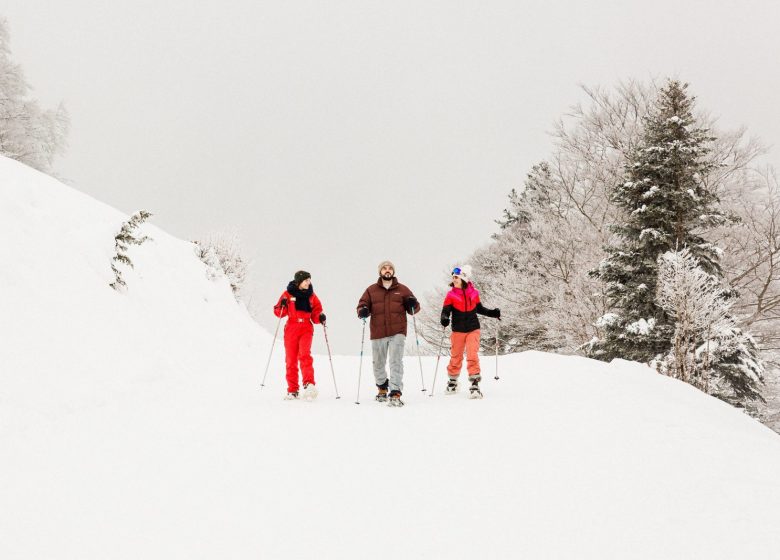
top-left (2, 155), bottom-right (780, 559)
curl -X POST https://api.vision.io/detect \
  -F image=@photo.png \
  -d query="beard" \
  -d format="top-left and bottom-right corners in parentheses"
top-left (382, 272), bottom-right (393, 280)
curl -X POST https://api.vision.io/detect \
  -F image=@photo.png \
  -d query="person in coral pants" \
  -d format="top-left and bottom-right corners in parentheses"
top-left (440, 265), bottom-right (500, 398)
top-left (273, 270), bottom-right (325, 400)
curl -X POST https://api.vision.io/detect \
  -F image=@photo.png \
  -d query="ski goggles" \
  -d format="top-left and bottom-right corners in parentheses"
top-left (451, 267), bottom-right (462, 276)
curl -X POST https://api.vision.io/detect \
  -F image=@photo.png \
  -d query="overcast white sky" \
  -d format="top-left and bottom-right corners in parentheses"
top-left (5, 1), bottom-right (780, 354)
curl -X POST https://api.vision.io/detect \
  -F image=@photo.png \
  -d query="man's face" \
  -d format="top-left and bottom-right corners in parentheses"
top-left (380, 265), bottom-right (394, 280)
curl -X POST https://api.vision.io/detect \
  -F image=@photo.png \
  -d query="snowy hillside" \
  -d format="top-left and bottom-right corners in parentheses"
top-left (3, 156), bottom-right (780, 559)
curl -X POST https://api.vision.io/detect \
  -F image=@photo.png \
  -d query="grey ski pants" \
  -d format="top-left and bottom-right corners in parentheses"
top-left (371, 334), bottom-right (406, 394)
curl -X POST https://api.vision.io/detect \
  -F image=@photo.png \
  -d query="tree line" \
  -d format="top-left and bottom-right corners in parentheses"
top-left (419, 79), bottom-right (778, 410)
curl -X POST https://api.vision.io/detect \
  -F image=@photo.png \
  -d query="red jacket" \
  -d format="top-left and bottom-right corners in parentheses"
top-left (274, 283), bottom-right (324, 324)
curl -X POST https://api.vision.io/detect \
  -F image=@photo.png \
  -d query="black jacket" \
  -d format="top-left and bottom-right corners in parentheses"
top-left (441, 284), bottom-right (499, 333)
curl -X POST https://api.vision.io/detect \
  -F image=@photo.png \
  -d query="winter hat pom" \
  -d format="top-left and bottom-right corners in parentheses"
top-left (452, 264), bottom-right (472, 283)
top-left (378, 260), bottom-right (395, 275)
top-left (294, 270), bottom-right (311, 286)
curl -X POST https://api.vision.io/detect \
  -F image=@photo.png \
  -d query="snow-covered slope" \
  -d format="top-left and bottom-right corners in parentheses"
top-left (0, 156), bottom-right (269, 432)
top-left (2, 156), bottom-right (780, 559)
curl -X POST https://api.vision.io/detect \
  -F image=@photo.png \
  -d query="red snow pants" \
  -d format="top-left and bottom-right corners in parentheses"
top-left (447, 329), bottom-right (481, 378)
top-left (284, 320), bottom-right (315, 393)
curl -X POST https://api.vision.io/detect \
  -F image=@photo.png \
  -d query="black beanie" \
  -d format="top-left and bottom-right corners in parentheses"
top-left (294, 270), bottom-right (311, 286)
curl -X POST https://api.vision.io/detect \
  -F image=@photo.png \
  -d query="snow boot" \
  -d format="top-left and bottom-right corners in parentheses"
top-left (284, 391), bottom-right (300, 400)
top-left (469, 377), bottom-right (483, 399)
top-left (388, 392), bottom-right (405, 407)
top-left (445, 378), bottom-right (459, 395)
top-left (302, 383), bottom-right (319, 401)
top-left (375, 387), bottom-right (389, 402)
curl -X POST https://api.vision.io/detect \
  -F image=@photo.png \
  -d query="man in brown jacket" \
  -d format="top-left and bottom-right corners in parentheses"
top-left (356, 260), bottom-right (420, 407)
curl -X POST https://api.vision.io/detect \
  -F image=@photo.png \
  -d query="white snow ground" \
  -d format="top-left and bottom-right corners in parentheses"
top-left (2, 155), bottom-right (780, 559)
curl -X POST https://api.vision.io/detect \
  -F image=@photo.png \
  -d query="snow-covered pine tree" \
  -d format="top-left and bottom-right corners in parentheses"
top-left (591, 80), bottom-right (728, 363)
top-left (110, 211), bottom-right (152, 291)
top-left (417, 163), bottom-right (560, 353)
top-left (704, 323), bottom-right (764, 403)
top-left (475, 162), bottom-right (563, 352)
top-left (0, 18), bottom-right (69, 174)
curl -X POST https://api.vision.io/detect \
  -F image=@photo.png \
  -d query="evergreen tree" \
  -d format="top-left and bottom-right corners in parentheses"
top-left (592, 80), bottom-right (727, 363)
top-left (110, 211), bottom-right (152, 291)
top-left (473, 162), bottom-right (566, 353)
top-left (705, 324), bottom-right (764, 403)
top-left (495, 162), bottom-right (558, 231)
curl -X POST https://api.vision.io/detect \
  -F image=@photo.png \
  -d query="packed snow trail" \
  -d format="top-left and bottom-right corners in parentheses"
top-left (5, 350), bottom-right (780, 559)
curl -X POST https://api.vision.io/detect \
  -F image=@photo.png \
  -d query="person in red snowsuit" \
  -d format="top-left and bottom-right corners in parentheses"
top-left (273, 270), bottom-right (325, 400)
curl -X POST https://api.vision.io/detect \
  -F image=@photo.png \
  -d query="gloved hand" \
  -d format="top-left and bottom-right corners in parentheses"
top-left (440, 317), bottom-right (450, 328)
top-left (357, 306), bottom-right (370, 319)
top-left (406, 296), bottom-right (418, 313)
top-left (319, 313), bottom-right (326, 324)
top-left (495, 308), bottom-right (501, 319)
top-left (280, 297), bottom-right (288, 307)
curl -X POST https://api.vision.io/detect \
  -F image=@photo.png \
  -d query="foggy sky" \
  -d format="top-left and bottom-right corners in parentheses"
top-left (5, 0), bottom-right (780, 355)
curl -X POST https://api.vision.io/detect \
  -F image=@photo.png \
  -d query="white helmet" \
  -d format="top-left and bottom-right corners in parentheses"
top-left (451, 264), bottom-right (473, 283)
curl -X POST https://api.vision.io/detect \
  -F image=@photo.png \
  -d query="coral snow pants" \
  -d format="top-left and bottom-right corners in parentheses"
top-left (284, 320), bottom-right (314, 393)
top-left (447, 329), bottom-right (481, 379)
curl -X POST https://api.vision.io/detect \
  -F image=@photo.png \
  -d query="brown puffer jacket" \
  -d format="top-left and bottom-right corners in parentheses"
top-left (357, 277), bottom-right (420, 340)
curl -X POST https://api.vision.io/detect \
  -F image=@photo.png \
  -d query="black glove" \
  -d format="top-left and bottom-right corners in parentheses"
top-left (280, 297), bottom-right (288, 308)
top-left (319, 313), bottom-right (326, 324)
top-left (406, 296), bottom-right (418, 313)
top-left (495, 308), bottom-right (501, 319)
top-left (440, 317), bottom-right (450, 328)
top-left (358, 306), bottom-right (370, 319)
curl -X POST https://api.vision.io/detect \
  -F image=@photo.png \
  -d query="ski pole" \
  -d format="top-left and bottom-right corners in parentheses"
top-left (322, 323), bottom-right (340, 399)
top-left (494, 320), bottom-right (500, 381)
top-left (356, 318), bottom-right (367, 405)
top-left (260, 304), bottom-right (285, 389)
top-left (429, 327), bottom-right (447, 397)
top-left (411, 310), bottom-right (427, 392)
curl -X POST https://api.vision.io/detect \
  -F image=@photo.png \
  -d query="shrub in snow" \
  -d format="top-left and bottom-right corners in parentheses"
top-left (0, 19), bottom-right (69, 175)
top-left (194, 232), bottom-right (248, 299)
top-left (656, 248), bottom-right (763, 402)
top-left (109, 211), bottom-right (152, 291)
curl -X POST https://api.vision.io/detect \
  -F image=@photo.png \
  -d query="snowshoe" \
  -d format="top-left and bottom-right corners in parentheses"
top-left (445, 378), bottom-right (459, 395)
top-left (469, 380), bottom-right (483, 399)
top-left (388, 393), bottom-right (405, 407)
top-left (284, 391), bottom-right (300, 400)
top-left (302, 383), bottom-right (318, 401)
top-left (375, 388), bottom-right (389, 402)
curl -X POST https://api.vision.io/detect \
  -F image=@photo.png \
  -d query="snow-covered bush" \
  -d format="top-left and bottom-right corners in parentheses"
top-left (109, 211), bottom-right (152, 291)
top-left (194, 231), bottom-right (248, 300)
top-left (655, 248), bottom-right (763, 401)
